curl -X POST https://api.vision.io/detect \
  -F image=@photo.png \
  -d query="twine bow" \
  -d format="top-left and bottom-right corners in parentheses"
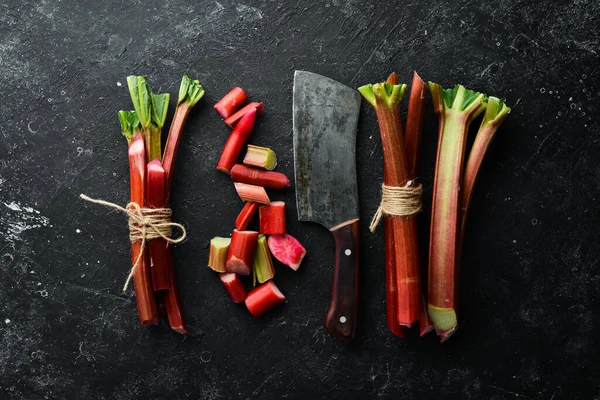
top-left (79, 194), bottom-right (187, 291)
top-left (369, 181), bottom-right (423, 232)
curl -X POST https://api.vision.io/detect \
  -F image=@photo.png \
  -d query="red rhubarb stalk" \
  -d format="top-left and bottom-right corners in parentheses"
top-left (234, 182), bottom-right (270, 204)
top-left (267, 234), bottom-right (306, 271)
top-left (230, 164), bottom-right (291, 189)
top-left (404, 72), bottom-right (433, 336)
top-left (259, 201), bottom-right (286, 235)
top-left (384, 218), bottom-right (408, 338)
top-left (235, 201), bottom-right (259, 231)
top-left (243, 144), bottom-right (277, 170)
top-left (245, 280), bottom-right (286, 317)
top-left (214, 87), bottom-right (247, 119)
top-left (404, 72), bottom-right (429, 178)
top-left (226, 229), bottom-right (259, 275)
top-left (161, 75), bottom-right (205, 334)
top-left (127, 134), bottom-right (158, 325)
top-left (428, 82), bottom-right (487, 341)
top-left (163, 75), bottom-right (205, 202)
top-left (224, 102), bottom-right (264, 128)
top-left (359, 74), bottom-right (422, 327)
top-left (146, 159), bottom-right (170, 290)
top-left (217, 108), bottom-right (257, 174)
top-left (220, 273), bottom-right (248, 303)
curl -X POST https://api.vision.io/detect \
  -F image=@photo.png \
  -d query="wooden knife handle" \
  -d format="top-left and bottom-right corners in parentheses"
top-left (325, 219), bottom-right (360, 342)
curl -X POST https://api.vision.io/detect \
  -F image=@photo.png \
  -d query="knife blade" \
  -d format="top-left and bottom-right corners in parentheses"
top-left (293, 70), bottom-right (361, 341)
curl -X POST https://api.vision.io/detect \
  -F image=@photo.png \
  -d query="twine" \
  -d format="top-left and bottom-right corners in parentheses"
top-left (369, 181), bottom-right (423, 232)
top-left (79, 194), bottom-right (187, 291)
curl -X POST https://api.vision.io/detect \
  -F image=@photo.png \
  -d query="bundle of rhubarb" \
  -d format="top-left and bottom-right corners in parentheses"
top-left (360, 73), bottom-right (510, 342)
top-left (117, 75), bottom-right (205, 333)
top-left (208, 87), bottom-right (306, 316)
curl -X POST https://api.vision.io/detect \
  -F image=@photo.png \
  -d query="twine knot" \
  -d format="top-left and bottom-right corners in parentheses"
top-left (79, 194), bottom-right (187, 291)
top-left (369, 181), bottom-right (423, 232)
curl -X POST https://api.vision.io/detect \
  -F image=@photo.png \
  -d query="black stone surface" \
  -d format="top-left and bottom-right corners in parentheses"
top-left (0, 0), bottom-right (598, 399)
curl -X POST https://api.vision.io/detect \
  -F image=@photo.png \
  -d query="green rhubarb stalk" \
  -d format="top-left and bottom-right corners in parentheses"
top-left (208, 237), bottom-right (231, 273)
top-left (457, 97), bottom-right (510, 262)
top-left (253, 235), bottom-right (275, 285)
top-left (243, 145), bottom-right (278, 170)
top-left (427, 83), bottom-right (487, 341)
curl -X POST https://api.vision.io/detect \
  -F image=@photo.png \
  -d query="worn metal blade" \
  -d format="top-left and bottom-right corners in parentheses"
top-left (293, 70), bottom-right (361, 230)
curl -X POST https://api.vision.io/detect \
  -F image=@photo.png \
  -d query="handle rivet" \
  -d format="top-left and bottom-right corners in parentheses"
top-left (344, 249), bottom-right (352, 256)
top-left (339, 316), bottom-right (347, 323)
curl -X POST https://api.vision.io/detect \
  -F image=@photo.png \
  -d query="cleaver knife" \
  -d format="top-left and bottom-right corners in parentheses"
top-left (293, 71), bottom-right (361, 341)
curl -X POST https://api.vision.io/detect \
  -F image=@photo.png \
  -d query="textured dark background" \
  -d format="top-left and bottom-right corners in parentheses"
top-left (1, 0), bottom-right (598, 399)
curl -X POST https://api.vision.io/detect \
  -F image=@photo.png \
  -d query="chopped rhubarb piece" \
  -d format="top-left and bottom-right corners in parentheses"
top-left (220, 273), bottom-right (248, 303)
top-left (267, 234), bottom-right (306, 271)
top-left (217, 108), bottom-right (257, 174)
top-left (245, 280), bottom-right (286, 317)
top-left (214, 87), bottom-right (247, 119)
top-left (243, 144), bottom-right (277, 170)
top-left (259, 201), bottom-right (286, 235)
top-left (235, 201), bottom-right (259, 231)
top-left (208, 237), bottom-right (231, 273)
top-left (146, 159), bottom-right (170, 290)
top-left (253, 235), bottom-right (275, 284)
top-left (226, 229), bottom-right (259, 275)
top-left (234, 182), bottom-right (270, 204)
top-left (224, 102), bottom-right (264, 128)
top-left (230, 164), bottom-right (291, 190)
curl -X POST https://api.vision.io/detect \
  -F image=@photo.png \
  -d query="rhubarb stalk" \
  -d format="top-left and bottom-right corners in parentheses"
top-left (161, 75), bottom-right (205, 334)
top-left (146, 159), bottom-right (170, 290)
top-left (428, 82), bottom-right (487, 341)
top-left (235, 201), bottom-right (259, 231)
top-left (127, 134), bottom-right (158, 325)
top-left (214, 87), bottom-right (247, 119)
top-left (224, 102), bottom-right (264, 128)
top-left (230, 164), bottom-right (291, 189)
top-left (404, 72), bottom-right (433, 336)
top-left (359, 74), bottom-right (422, 327)
top-left (459, 97), bottom-right (510, 241)
top-left (217, 108), bottom-right (257, 174)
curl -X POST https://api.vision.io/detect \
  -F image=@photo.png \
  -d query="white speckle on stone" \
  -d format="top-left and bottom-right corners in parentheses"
top-left (30, 270), bottom-right (34, 274)
top-left (117, 81), bottom-right (122, 87)
top-left (513, 240), bottom-right (517, 243)
top-left (76, 228), bottom-right (81, 234)
top-left (5, 319), bottom-right (10, 324)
